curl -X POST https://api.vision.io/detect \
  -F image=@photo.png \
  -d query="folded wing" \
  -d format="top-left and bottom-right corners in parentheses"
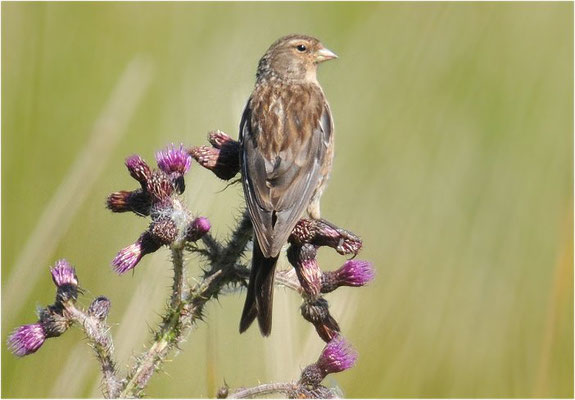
top-left (240, 86), bottom-right (333, 258)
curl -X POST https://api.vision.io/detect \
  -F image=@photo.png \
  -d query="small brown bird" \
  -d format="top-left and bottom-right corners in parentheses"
top-left (239, 34), bottom-right (337, 336)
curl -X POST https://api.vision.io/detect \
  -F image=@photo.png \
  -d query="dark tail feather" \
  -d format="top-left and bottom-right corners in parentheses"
top-left (254, 251), bottom-right (278, 336)
top-left (239, 255), bottom-right (258, 333)
top-left (239, 241), bottom-right (278, 336)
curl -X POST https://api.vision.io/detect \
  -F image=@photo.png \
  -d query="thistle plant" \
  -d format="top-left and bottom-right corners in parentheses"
top-left (8, 135), bottom-right (374, 399)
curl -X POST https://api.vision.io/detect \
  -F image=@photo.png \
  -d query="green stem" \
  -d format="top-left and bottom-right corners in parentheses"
top-left (120, 214), bottom-right (252, 398)
top-left (64, 303), bottom-right (121, 398)
top-left (170, 245), bottom-right (185, 309)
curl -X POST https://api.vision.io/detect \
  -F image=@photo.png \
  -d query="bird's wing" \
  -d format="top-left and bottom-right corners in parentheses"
top-left (240, 88), bottom-right (333, 258)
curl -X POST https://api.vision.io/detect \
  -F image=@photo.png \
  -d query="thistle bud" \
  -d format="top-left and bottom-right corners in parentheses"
top-left (188, 143), bottom-right (240, 181)
top-left (125, 155), bottom-right (152, 187)
top-left (301, 298), bottom-right (340, 342)
top-left (186, 216), bottom-right (211, 242)
top-left (38, 305), bottom-right (70, 338)
top-left (207, 130), bottom-right (236, 149)
top-left (106, 189), bottom-right (151, 216)
top-left (290, 219), bottom-right (363, 256)
top-left (146, 171), bottom-right (174, 202)
top-left (287, 244), bottom-right (322, 298)
top-left (88, 296), bottom-right (111, 320)
top-left (150, 217), bottom-right (178, 245)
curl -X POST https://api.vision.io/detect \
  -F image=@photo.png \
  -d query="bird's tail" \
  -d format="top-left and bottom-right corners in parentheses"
top-left (239, 241), bottom-right (278, 336)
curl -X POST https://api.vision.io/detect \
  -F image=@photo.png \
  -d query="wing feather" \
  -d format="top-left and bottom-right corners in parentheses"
top-left (240, 85), bottom-right (332, 258)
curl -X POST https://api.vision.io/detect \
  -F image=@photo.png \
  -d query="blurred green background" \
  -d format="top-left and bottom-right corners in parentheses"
top-left (2, 2), bottom-right (572, 398)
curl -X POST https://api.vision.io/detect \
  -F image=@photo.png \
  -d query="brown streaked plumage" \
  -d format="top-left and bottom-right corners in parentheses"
top-left (239, 34), bottom-right (337, 336)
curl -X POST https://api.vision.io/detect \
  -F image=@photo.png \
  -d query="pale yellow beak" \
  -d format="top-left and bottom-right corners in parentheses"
top-left (315, 47), bottom-right (338, 62)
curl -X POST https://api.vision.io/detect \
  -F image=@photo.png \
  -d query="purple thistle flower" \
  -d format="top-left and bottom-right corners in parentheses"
top-left (156, 144), bottom-right (192, 194)
top-left (112, 232), bottom-right (162, 274)
top-left (8, 323), bottom-right (46, 357)
top-left (50, 259), bottom-right (78, 288)
top-left (125, 155), bottom-right (152, 187)
top-left (299, 335), bottom-right (357, 387)
top-left (321, 260), bottom-right (375, 293)
top-left (50, 259), bottom-right (80, 303)
top-left (335, 260), bottom-right (374, 286)
top-left (112, 242), bottom-right (144, 274)
top-left (156, 144), bottom-right (191, 176)
top-left (317, 335), bottom-right (357, 375)
top-left (186, 216), bottom-right (211, 242)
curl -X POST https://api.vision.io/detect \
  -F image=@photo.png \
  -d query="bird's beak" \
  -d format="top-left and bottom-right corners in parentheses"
top-left (315, 47), bottom-right (338, 63)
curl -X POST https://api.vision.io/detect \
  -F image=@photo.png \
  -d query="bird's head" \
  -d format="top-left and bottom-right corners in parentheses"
top-left (256, 34), bottom-right (337, 83)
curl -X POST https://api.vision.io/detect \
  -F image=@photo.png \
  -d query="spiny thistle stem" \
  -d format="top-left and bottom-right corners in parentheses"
top-left (118, 243), bottom-right (189, 397)
top-left (218, 212), bottom-right (252, 269)
top-left (63, 303), bottom-right (121, 398)
top-left (200, 232), bottom-right (223, 261)
top-left (120, 288), bottom-right (193, 397)
top-left (224, 379), bottom-right (340, 399)
top-left (226, 382), bottom-right (299, 399)
top-left (170, 244), bottom-right (185, 309)
top-left (120, 215), bottom-right (252, 398)
top-left (224, 381), bottom-right (339, 399)
top-left (275, 269), bottom-right (303, 293)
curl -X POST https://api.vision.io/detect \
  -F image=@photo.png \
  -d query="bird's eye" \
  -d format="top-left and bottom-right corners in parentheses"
top-left (296, 44), bottom-right (307, 52)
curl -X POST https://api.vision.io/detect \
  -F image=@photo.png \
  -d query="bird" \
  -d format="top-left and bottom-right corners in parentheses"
top-left (239, 34), bottom-right (337, 336)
